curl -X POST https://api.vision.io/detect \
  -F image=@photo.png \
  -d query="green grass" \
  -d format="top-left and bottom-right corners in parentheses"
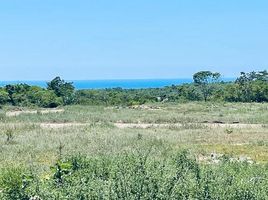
top-left (0, 102), bottom-right (268, 199)
top-left (1, 151), bottom-right (268, 199)
top-left (3, 102), bottom-right (268, 124)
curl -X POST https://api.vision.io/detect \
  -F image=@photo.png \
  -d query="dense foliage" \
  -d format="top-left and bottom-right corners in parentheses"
top-left (75, 70), bottom-right (268, 106)
top-left (0, 70), bottom-right (267, 108)
top-left (0, 77), bottom-right (74, 108)
top-left (1, 151), bottom-right (268, 199)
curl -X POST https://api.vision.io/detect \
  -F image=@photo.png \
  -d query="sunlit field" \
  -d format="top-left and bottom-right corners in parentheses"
top-left (0, 102), bottom-right (268, 199)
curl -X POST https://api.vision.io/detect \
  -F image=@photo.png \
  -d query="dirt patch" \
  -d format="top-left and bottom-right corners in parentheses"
top-left (39, 122), bottom-right (86, 129)
top-left (198, 153), bottom-right (254, 164)
top-left (128, 105), bottom-right (162, 111)
top-left (0, 122), bottom-right (88, 129)
top-left (6, 110), bottom-right (37, 117)
top-left (6, 109), bottom-right (64, 117)
top-left (114, 122), bottom-right (266, 129)
top-left (0, 121), bottom-right (266, 130)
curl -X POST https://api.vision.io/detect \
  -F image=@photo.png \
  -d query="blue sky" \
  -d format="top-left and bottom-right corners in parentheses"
top-left (0, 0), bottom-right (267, 80)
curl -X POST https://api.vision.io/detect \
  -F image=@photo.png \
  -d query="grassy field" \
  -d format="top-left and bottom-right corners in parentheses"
top-left (0, 102), bottom-right (268, 199)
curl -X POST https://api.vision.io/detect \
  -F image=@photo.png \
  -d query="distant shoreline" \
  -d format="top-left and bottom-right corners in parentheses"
top-left (0, 78), bottom-right (235, 89)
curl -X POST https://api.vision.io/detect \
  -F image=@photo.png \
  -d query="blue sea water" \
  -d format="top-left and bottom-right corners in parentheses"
top-left (0, 79), bottom-right (192, 89)
top-left (0, 78), bottom-right (234, 89)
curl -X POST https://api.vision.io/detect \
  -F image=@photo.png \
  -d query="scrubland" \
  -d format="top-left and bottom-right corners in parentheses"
top-left (0, 102), bottom-right (268, 199)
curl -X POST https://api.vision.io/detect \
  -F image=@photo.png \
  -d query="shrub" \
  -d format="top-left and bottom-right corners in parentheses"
top-left (5, 129), bottom-right (15, 144)
top-left (5, 151), bottom-right (265, 199)
top-left (0, 167), bottom-right (32, 200)
top-left (34, 90), bottom-right (63, 108)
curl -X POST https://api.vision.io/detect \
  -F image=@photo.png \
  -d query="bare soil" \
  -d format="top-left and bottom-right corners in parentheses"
top-left (114, 122), bottom-right (266, 129)
top-left (5, 109), bottom-right (65, 117)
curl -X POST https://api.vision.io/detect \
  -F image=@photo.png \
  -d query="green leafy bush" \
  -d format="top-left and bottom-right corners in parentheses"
top-left (0, 167), bottom-right (32, 200)
top-left (1, 151), bottom-right (267, 199)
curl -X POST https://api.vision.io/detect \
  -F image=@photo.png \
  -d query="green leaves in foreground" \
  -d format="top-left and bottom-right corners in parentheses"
top-left (0, 167), bottom-right (34, 200)
top-left (1, 151), bottom-right (268, 199)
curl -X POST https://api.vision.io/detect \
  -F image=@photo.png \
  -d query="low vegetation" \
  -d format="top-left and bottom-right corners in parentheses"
top-left (0, 102), bottom-right (267, 199)
top-left (1, 151), bottom-right (268, 199)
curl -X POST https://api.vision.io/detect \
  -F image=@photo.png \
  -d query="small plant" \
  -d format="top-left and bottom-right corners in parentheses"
top-left (53, 163), bottom-right (64, 185)
top-left (57, 142), bottom-right (65, 160)
top-left (257, 140), bottom-right (265, 146)
top-left (225, 128), bottom-right (233, 134)
top-left (5, 129), bottom-right (15, 144)
top-left (51, 159), bottom-right (73, 186)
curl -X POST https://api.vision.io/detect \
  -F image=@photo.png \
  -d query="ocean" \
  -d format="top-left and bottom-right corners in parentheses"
top-left (0, 78), bottom-right (234, 89)
top-left (0, 79), bottom-right (193, 89)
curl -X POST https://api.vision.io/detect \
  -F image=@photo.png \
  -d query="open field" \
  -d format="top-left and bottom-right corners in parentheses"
top-left (1, 102), bottom-right (268, 167)
top-left (0, 102), bottom-right (268, 199)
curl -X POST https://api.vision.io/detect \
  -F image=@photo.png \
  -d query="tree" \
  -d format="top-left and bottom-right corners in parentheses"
top-left (25, 86), bottom-right (63, 108)
top-left (250, 80), bottom-right (268, 102)
top-left (35, 90), bottom-right (63, 108)
top-left (177, 84), bottom-right (202, 101)
top-left (5, 85), bottom-right (17, 105)
top-left (5, 84), bottom-right (30, 106)
top-left (193, 71), bottom-right (221, 101)
top-left (236, 70), bottom-right (268, 84)
top-left (0, 88), bottom-right (9, 105)
top-left (235, 70), bottom-right (268, 102)
top-left (47, 77), bottom-right (75, 105)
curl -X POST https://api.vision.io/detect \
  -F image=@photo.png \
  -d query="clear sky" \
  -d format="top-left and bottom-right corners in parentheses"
top-left (0, 0), bottom-right (267, 80)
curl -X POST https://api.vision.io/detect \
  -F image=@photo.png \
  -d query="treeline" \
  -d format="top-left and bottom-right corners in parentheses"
top-left (70, 70), bottom-right (268, 105)
top-left (0, 70), bottom-right (267, 107)
top-left (0, 77), bottom-right (74, 108)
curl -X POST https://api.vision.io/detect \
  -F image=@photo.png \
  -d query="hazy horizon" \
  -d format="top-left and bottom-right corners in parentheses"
top-left (0, 76), bottom-right (236, 82)
top-left (0, 77), bottom-right (236, 89)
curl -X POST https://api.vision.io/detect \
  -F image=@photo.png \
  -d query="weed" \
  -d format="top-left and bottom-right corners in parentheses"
top-left (225, 128), bottom-right (233, 134)
top-left (57, 142), bottom-right (65, 160)
top-left (5, 129), bottom-right (15, 144)
top-left (256, 140), bottom-right (266, 146)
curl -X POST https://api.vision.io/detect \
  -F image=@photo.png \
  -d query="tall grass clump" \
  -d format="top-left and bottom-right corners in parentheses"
top-left (5, 129), bottom-right (15, 144)
top-left (1, 150), bottom-right (267, 199)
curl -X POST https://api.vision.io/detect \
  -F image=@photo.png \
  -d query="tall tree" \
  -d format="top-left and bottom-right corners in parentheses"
top-left (193, 71), bottom-right (221, 101)
top-left (235, 70), bottom-right (268, 102)
top-left (236, 70), bottom-right (268, 84)
top-left (47, 77), bottom-right (75, 105)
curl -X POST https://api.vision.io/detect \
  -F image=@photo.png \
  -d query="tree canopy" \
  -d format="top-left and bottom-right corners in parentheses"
top-left (193, 71), bottom-right (221, 101)
top-left (47, 77), bottom-right (75, 105)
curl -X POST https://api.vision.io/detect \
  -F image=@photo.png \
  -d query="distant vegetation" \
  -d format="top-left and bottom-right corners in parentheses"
top-left (0, 70), bottom-right (267, 108)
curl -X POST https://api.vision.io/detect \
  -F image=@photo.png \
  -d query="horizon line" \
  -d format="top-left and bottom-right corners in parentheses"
top-left (0, 77), bottom-right (236, 82)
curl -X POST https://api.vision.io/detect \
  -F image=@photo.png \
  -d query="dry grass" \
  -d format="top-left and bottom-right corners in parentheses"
top-left (0, 102), bottom-right (267, 171)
